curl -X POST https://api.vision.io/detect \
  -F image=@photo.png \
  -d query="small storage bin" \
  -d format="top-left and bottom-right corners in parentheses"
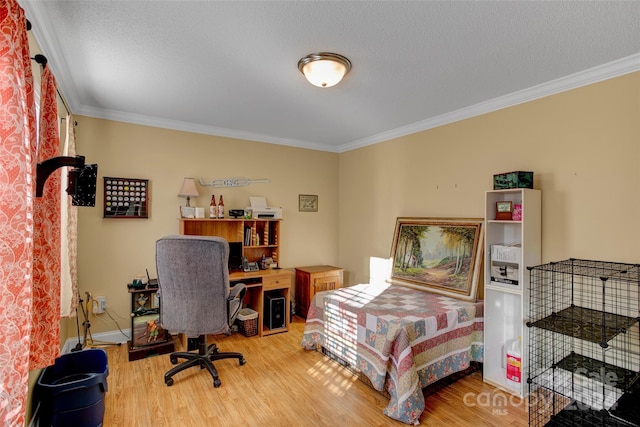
top-left (493, 171), bottom-right (533, 189)
top-left (236, 308), bottom-right (258, 337)
top-left (35, 348), bottom-right (109, 427)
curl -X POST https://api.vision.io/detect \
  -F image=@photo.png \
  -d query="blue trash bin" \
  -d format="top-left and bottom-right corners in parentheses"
top-left (36, 349), bottom-right (109, 427)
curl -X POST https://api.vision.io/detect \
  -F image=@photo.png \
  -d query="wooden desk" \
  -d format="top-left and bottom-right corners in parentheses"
top-left (230, 269), bottom-right (292, 337)
top-left (178, 268), bottom-right (292, 350)
top-left (178, 218), bottom-right (290, 343)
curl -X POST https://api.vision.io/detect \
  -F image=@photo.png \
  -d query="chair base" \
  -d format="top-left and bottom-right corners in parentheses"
top-left (164, 335), bottom-right (246, 387)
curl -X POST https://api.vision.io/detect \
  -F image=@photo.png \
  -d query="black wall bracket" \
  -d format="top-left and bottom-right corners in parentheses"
top-left (36, 155), bottom-right (84, 197)
top-left (36, 155), bottom-right (98, 206)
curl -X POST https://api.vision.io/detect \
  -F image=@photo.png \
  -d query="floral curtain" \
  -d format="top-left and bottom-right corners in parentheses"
top-left (0, 1), bottom-right (37, 425)
top-left (29, 58), bottom-right (61, 369)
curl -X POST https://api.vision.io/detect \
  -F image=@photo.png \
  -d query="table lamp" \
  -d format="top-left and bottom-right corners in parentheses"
top-left (178, 177), bottom-right (199, 207)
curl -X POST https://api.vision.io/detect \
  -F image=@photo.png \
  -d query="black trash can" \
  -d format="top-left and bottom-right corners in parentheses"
top-left (35, 349), bottom-right (109, 427)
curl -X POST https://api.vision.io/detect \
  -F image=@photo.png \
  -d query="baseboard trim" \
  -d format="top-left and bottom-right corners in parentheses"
top-left (62, 329), bottom-right (131, 354)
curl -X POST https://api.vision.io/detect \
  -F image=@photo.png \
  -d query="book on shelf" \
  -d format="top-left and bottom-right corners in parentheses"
top-left (244, 226), bottom-right (252, 246)
top-left (490, 244), bottom-right (521, 286)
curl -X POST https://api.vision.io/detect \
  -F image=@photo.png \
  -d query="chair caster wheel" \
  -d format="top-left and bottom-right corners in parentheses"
top-left (239, 357), bottom-right (247, 366)
top-left (170, 356), bottom-right (178, 364)
top-left (214, 378), bottom-right (221, 388)
top-left (165, 377), bottom-right (174, 387)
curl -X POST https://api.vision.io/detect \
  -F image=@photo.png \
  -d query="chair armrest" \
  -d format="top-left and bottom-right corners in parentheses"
top-left (227, 283), bottom-right (247, 327)
top-left (229, 282), bottom-right (246, 302)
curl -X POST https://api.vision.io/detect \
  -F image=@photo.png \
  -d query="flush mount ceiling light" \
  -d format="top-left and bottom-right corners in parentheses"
top-left (297, 52), bottom-right (352, 88)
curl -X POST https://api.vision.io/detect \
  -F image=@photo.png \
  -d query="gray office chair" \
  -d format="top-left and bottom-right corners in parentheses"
top-left (156, 235), bottom-right (247, 387)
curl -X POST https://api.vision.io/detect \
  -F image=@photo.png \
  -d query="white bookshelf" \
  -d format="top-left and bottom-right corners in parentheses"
top-left (483, 188), bottom-right (541, 397)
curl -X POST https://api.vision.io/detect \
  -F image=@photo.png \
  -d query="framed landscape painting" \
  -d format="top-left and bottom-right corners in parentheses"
top-left (390, 217), bottom-right (484, 301)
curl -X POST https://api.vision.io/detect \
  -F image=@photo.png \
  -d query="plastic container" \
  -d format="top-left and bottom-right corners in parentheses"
top-left (506, 337), bottom-right (522, 386)
top-left (36, 348), bottom-right (109, 427)
top-left (236, 308), bottom-right (258, 337)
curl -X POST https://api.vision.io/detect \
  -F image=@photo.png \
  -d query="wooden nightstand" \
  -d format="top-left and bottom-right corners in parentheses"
top-left (295, 265), bottom-right (343, 318)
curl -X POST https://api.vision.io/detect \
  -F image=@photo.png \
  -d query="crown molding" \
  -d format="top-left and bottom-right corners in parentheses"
top-left (21, 0), bottom-right (81, 113)
top-left (338, 53), bottom-right (640, 153)
top-left (76, 104), bottom-right (340, 153)
top-left (77, 51), bottom-right (640, 154)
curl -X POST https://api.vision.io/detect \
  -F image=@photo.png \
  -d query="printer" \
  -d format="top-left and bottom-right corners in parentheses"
top-left (248, 196), bottom-right (283, 219)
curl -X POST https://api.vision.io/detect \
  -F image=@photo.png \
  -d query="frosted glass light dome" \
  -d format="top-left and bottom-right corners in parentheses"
top-left (298, 52), bottom-right (351, 88)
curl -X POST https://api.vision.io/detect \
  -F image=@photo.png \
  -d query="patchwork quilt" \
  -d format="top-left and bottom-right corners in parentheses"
top-left (301, 283), bottom-right (484, 425)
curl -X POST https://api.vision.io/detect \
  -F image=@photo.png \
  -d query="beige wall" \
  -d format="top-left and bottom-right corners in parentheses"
top-left (72, 119), bottom-right (339, 335)
top-left (339, 72), bottom-right (640, 285)
top-left (68, 72), bottom-right (639, 338)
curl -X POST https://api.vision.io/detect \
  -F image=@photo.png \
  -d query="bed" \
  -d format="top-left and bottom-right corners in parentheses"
top-left (301, 282), bottom-right (484, 425)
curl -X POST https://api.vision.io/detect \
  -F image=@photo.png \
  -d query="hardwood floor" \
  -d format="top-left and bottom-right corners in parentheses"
top-left (102, 317), bottom-right (528, 426)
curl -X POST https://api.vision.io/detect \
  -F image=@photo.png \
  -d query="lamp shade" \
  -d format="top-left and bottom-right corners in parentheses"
top-left (298, 52), bottom-right (351, 88)
top-left (178, 177), bottom-right (199, 206)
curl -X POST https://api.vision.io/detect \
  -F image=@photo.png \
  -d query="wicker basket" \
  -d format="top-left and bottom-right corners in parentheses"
top-left (236, 308), bottom-right (258, 337)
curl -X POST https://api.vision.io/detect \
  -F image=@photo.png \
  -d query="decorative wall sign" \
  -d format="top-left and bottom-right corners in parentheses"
top-left (299, 194), bottom-right (318, 212)
top-left (103, 177), bottom-right (149, 218)
top-left (198, 176), bottom-right (270, 187)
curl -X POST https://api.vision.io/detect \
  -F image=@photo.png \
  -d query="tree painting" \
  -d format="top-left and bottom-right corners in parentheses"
top-left (391, 218), bottom-right (483, 299)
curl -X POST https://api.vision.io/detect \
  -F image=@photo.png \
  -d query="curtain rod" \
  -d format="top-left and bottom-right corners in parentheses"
top-left (30, 54), bottom-right (72, 116)
top-left (27, 21), bottom-right (72, 116)
top-left (56, 89), bottom-right (72, 117)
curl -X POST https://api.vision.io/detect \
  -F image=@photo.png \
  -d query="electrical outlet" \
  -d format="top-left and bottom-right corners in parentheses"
top-left (94, 296), bottom-right (107, 314)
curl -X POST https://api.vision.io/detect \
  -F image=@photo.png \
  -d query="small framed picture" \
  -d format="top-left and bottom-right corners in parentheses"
top-left (495, 201), bottom-right (513, 220)
top-left (299, 194), bottom-right (318, 212)
top-left (151, 293), bottom-right (160, 309)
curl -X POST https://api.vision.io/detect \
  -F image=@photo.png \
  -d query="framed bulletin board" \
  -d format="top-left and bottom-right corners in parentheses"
top-left (103, 177), bottom-right (149, 218)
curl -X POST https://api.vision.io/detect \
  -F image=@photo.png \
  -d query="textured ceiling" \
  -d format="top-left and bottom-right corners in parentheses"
top-left (21, 1), bottom-right (640, 152)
